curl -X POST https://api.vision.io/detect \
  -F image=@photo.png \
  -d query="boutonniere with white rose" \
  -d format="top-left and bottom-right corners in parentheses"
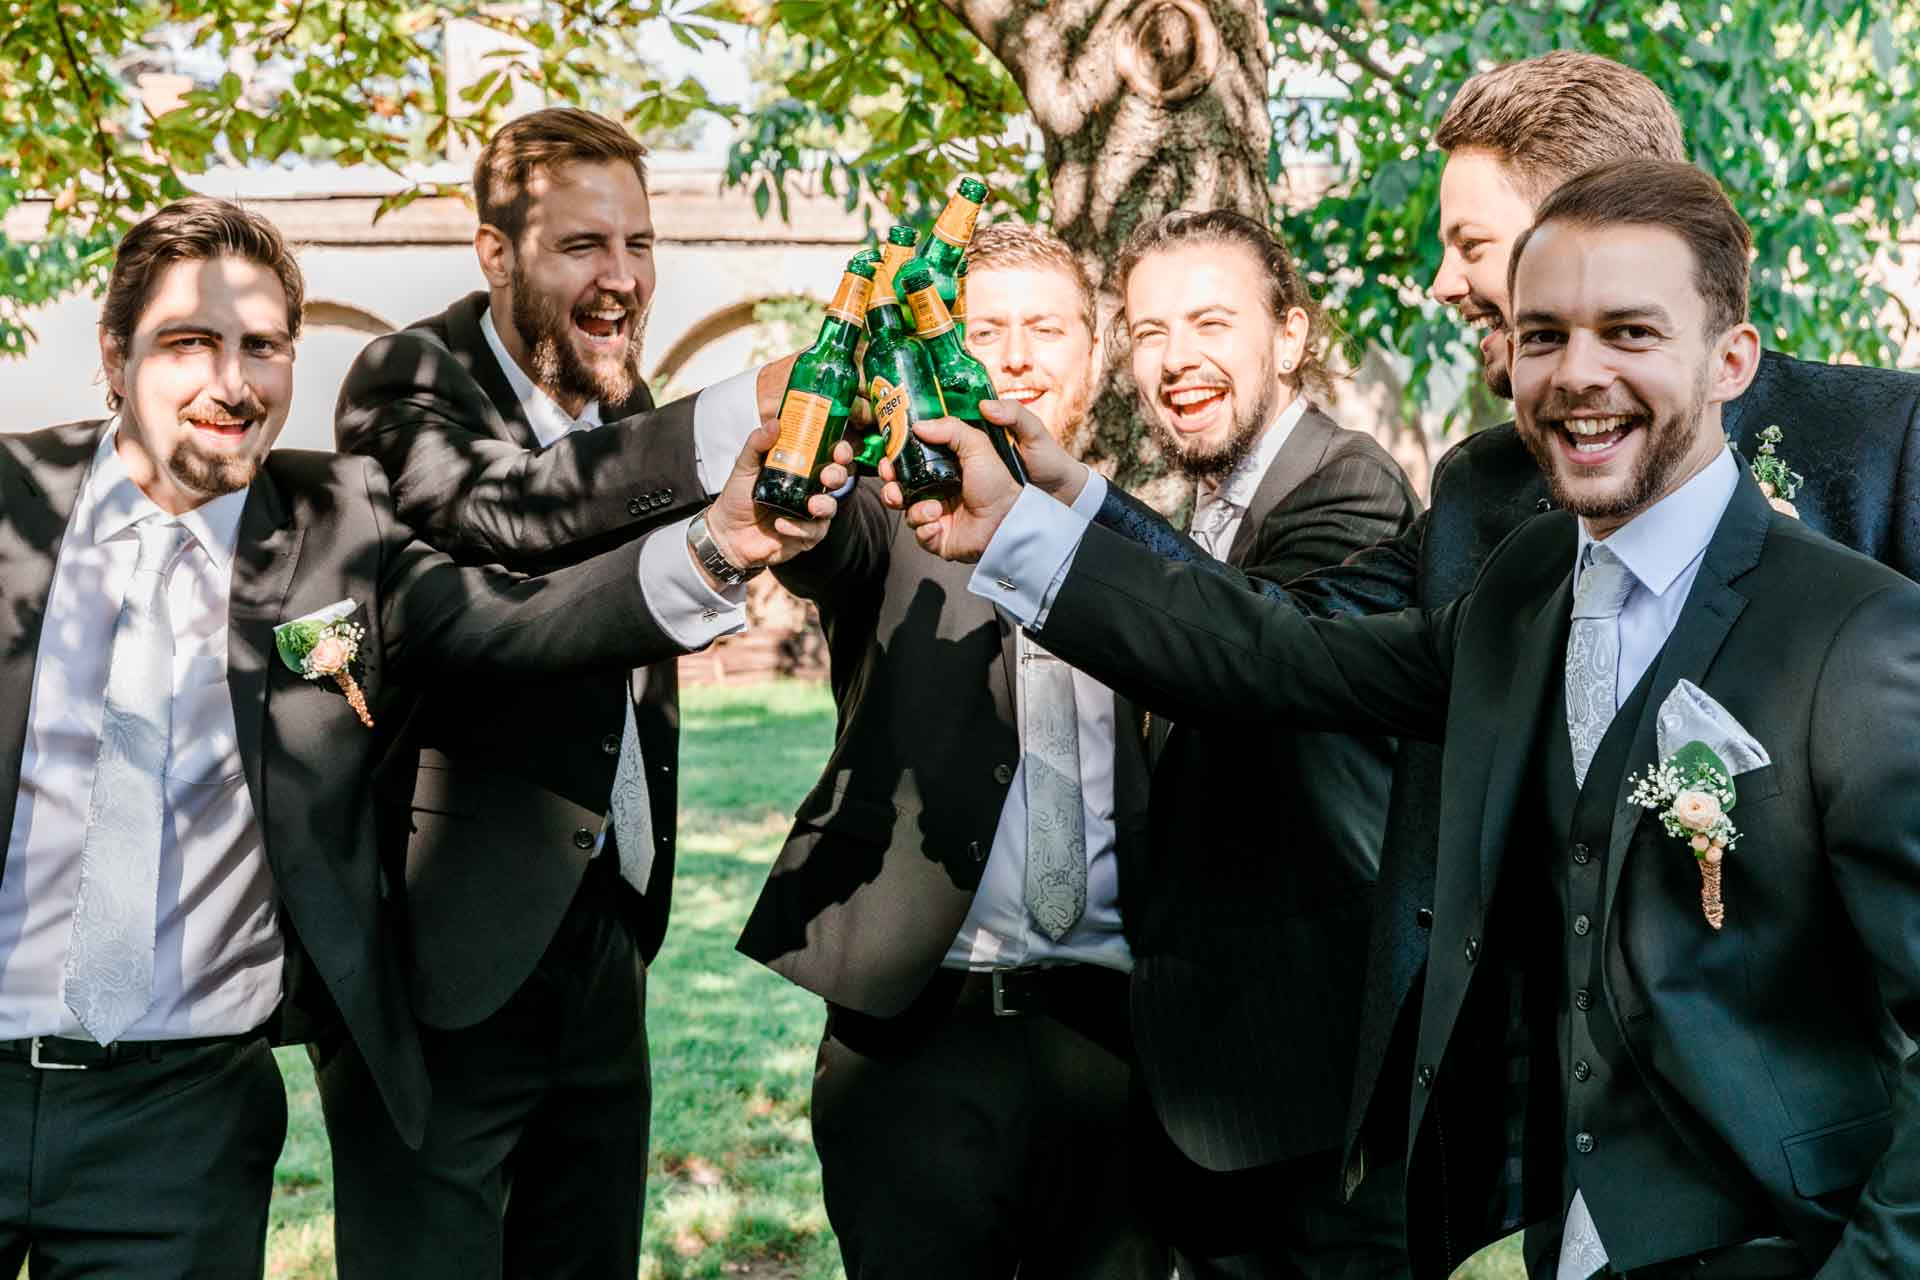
top-left (1748, 425), bottom-right (1803, 518)
top-left (1628, 741), bottom-right (1739, 930)
top-left (274, 600), bottom-right (374, 729)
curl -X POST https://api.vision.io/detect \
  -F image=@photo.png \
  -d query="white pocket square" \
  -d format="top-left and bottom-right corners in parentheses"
top-left (1654, 679), bottom-right (1770, 774)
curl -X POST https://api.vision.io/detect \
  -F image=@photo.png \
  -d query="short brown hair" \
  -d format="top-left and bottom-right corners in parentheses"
top-left (1111, 209), bottom-right (1333, 399)
top-left (99, 197), bottom-right (305, 410)
top-left (1509, 159), bottom-right (1751, 336)
top-left (966, 223), bottom-right (1097, 340)
top-left (473, 108), bottom-right (649, 246)
top-left (1435, 51), bottom-right (1687, 201)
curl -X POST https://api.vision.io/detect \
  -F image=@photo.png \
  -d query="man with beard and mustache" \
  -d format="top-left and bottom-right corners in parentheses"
top-left (734, 225), bottom-right (1167, 1279)
top-left (906, 50), bottom-right (1920, 1236)
top-left (904, 157), bottom-right (1920, 1280)
top-left (328, 108), bottom-right (838, 1278)
top-left (1095, 209), bottom-right (1418, 1278)
top-left (0, 197), bottom-right (837, 1276)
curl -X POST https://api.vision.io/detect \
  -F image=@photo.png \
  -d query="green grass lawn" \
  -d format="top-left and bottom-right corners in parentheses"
top-left (263, 678), bottom-right (1524, 1279)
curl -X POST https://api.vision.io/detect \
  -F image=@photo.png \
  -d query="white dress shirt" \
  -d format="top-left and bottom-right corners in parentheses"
top-left (943, 626), bottom-right (1129, 974)
top-left (0, 425), bottom-right (284, 1040)
top-left (479, 307), bottom-right (760, 648)
top-left (1189, 396), bottom-right (1307, 558)
top-left (1571, 447), bottom-right (1739, 709)
top-left (1558, 445), bottom-right (1738, 1279)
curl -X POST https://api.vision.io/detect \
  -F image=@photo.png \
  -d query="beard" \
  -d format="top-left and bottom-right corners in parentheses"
top-left (1520, 365), bottom-right (1708, 524)
top-left (1049, 373), bottom-right (1098, 458)
top-left (1145, 354), bottom-right (1283, 483)
top-left (1483, 342), bottom-right (1514, 400)
top-left (509, 260), bottom-right (647, 409)
top-left (163, 396), bottom-right (266, 499)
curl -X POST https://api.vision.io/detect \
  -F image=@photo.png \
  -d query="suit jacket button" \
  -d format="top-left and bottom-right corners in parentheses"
top-left (572, 827), bottom-right (595, 850)
top-left (1417, 1064), bottom-right (1435, 1089)
top-left (602, 734), bottom-right (621, 755)
top-left (1575, 1132), bottom-right (1595, 1155)
top-left (1573, 913), bottom-right (1591, 937)
top-left (627, 497), bottom-right (645, 516)
top-left (1572, 843), bottom-right (1592, 865)
top-left (1574, 988), bottom-right (1593, 1012)
top-left (1463, 936), bottom-right (1480, 964)
top-left (660, 487), bottom-right (673, 500)
top-left (993, 764), bottom-right (1014, 784)
top-left (1573, 1059), bottom-right (1592, 1082)
top-left (1415, 908), bottom-right (1434, 931)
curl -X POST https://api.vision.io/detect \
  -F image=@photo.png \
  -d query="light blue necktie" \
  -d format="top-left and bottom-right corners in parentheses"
top-left (64, 517), bottom-right (193, 1044)
top-left (1022, 636), bottom-right (1086, 941)
top-left (608, 679), bottom-right (656, 893)
top-left (1564, 543), bottom-right (1637, 788)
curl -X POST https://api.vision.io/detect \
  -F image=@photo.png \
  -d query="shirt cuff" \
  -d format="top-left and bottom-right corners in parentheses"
top-left (691, 367), bottom-right (764, 496)
top-left (967, 468), bottom-right (1107, 628)
top-left (638, 514), bottom-right (748, 650)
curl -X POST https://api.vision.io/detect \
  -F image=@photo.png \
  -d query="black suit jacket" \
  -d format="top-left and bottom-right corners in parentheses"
top-left (736, 480), bottom-right (1149, 1018)
top-left (1041, 472), bottom-right (1920, 1277)
top-left (1096, 349), bottom-right (1920, 1189)
top-left (336, 291), bottom-right (708, 1027)
top-left (1126, 408), bottom-right (1416, 1172)
top-left (0, 422), bottom-right (691, 1145)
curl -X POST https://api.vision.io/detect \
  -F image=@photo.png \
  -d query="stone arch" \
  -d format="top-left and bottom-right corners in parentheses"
top-left (652, 294), bottom-right (813, 387)
top-left (304, 299), bottom-right (393, 335)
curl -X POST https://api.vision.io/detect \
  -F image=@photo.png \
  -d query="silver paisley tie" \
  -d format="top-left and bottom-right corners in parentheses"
top-left (64, 517), bottom-right (193, 1044)
top-left (1021, 637), bottom-right (1086, 940)
top-left (1189, 493), bottom-right (1237, 560)
top-left (608, 678), bottom-right (656, 894)
top-left (1564, 543), bottom-right (1638, 788)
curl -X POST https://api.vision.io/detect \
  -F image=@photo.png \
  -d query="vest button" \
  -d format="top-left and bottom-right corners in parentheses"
top-left (1463, 936), bottom-right (1480, 964)
top-left (1575, 1132), bottom-right (1595, 1155)
top-left (1417, 1064), bottom-right (1435, 1089)
top-left (602, 734), bottom-right (621, 755)
top-left (1536, 498), bottom-right (1554, 513)
top-left (572, 827), bottom-right (595, 850)
top-left (1574, 988), bottom-right (1593, 1012)
top-left (1573, 1059), bottom-right (1592, 1082)
top-left (1572, 843), bottom-right (1591, 865)
top-left (1573, 913), bottom-right (1592, 937)
top-left (993, 763), bottom-right (1014, 785)
top-left (1415, 907), bottom-right (1434, 931)
top-left (969, 840), bottom-right (986, 863)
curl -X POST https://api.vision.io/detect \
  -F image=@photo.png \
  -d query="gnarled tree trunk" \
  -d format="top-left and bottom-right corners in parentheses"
top-left (941, 0), bottom-right (1272, 501)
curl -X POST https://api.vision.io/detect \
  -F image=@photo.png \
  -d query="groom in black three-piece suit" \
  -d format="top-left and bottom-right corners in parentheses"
top-left (904, 160), bottom-right (1920, 1279)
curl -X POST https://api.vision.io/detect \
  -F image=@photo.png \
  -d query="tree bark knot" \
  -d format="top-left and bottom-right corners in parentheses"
top-left (1115, 0), bottom-right (1221, 106)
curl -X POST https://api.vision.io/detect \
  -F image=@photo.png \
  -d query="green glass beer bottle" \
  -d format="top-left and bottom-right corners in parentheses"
top-left (851, 225), bottom-right (923, 473)
top-left (864, 256), bottom-right (960, 504)
top-left (895, 259), bottom-right (1027, 487)
top-left (915, 176), bottom-right (988, 313)
top-left (951, 257), bottom-right (969, 342)
top-left (752, 253), bottom-right (877, 517)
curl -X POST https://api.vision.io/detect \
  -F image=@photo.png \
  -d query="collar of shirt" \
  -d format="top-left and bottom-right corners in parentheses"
top-left (1196, 393), bottom-right (1310, 516)
top-left (480, 306), bottom-right (602, 447)
top-left (81, 419), bottom-right (248, 573)
top-left (1574, 445), bottom-right (1740, 598)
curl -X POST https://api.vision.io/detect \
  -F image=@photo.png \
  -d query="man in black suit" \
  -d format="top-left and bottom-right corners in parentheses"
top-left (908, 158), bottom-right (1920, 1279)
top-left (735, 225), bottom-right (1164, 1278)
top-left (1057, 51), bottom-right (1920, 1210)
top-left (327, 108), bottom-right (829, 1278)
top-left (1102, 209), bottom-right (1416, 1278)
top-left (0, 199), bottom-right (832, 1277)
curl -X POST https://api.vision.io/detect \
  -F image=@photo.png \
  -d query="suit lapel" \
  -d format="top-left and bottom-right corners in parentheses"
top-left (228, 467), bottom-right (304, 830)
top-left (1477, 526), bottom-right (1577, 904)
top-left (1224, 407), bottom-right (1338, 566)
top-left (441, 292), bottom-right (542, 450)
top-left (0, 422), bottom-right (104, 875)
top-left (1601, 477), bottom-right (1772, 918)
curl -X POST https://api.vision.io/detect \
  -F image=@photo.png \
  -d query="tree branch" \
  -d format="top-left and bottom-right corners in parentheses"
top-left (49, 0), bottom-right (122, 204)
top-left (1267, 0), bottom-right (1408, 99)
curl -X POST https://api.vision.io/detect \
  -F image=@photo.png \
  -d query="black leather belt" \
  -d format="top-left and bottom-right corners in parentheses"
top-left (951, 964), bottom-right (1127, 1018)
top-left (0, 1030), bottom-right (263, 1071)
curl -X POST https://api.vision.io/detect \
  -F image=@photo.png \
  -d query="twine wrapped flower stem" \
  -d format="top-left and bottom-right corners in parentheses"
top-left (1629, 741), bottom-right (1739, 930)
top-left (274, 603), bottom-right (375, 729)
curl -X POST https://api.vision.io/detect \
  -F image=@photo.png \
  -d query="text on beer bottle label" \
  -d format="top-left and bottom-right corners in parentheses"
top-left (872, 377), bottom-right (911, 459)
top-left (767, 390), bottom-right (836, 476)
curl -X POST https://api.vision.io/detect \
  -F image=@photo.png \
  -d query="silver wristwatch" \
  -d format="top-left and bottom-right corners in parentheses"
top-left (687, 507), bottom-right (763, 586)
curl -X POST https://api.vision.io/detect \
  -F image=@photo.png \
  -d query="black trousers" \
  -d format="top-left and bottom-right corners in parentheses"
top-left (318, 859), bottom-right (651, 1280)
top-left (810, 967), bottom-right (1169, 1280)
top-left (0, 1037), bottom-right (285, 1278)
top-left (1135, 1095), bottom-right (1409, 1280)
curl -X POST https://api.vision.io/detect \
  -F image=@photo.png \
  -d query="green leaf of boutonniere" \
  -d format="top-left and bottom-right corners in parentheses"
top-left (1671, 740), bottom-right (1734, 808)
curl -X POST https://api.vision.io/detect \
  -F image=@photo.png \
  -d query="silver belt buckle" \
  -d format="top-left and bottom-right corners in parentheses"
top-left (991, 971), bottom-right (1015, 1017)
top-left (29, 1036), bottom-right (87, 1070)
